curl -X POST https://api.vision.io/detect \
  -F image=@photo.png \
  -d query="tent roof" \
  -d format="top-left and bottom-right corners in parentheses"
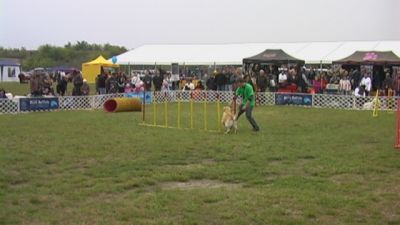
top-left (0, 58), bottom-right (21, 66)
top-left (115, 44), bottom-right (265, 65)
top-left (115, 41), bottom-right (400, 65)
top-left (243, 49), bottom-right (304, 64)
top-left (333, 51), bottom-right (400, 65)
top-left (83, 55), bottom-right (119, 67)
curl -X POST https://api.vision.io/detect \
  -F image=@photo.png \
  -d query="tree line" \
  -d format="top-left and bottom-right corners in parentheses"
top-left (0, 41), bottom-right (127, 71)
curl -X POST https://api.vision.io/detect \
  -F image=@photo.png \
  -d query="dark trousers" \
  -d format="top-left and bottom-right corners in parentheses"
top-left (237, 105), bottom-right (260, 131)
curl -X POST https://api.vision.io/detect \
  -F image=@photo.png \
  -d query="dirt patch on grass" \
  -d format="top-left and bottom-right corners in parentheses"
top-left (329, 173), bottom-right (365, 185)
top-left (201, 158), bottom-right (217, 165)
top-left (160, 158), bottom-right (217, 170)
top-left (160, 179), bottom-right (242, 190)
top-left (162, 163), bottom-right (204, 170)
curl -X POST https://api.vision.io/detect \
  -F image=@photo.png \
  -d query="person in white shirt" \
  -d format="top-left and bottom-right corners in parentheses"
top-left (354, 85), bottom-right (366, 97)
top-left (131, 73), bottom-right (141, 87)
top-left (130, 73), bottom-right (144, 92)
top-left (339, 76), bottom-right (352, 95)
top-left (278, 70), bottom-right (288, 88)
top-left (360, 73), bottom-right (372, 96)
top-left (183, 79), bottom-right (195, 91)
top-left (162, 76), bottom-right (170, 91)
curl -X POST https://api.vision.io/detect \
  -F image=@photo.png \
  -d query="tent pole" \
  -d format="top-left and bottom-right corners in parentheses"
top-left (320, 60), bottom-right (323, 92)
top-left (320, 60), bottom-right (322, 71)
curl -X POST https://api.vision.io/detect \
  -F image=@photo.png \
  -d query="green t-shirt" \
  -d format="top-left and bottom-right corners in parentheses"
top-left (236, 83), bottom-right (255, 107)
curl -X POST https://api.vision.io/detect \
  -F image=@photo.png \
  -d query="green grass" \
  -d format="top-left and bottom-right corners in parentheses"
top-left (1, 106), bottom-right (400, 225)
top-left (0, 82), bottom-right (97, 96)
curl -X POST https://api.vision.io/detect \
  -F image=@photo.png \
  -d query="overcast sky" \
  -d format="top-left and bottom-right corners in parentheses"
top-left (1, 0), bottom-right (399, 50)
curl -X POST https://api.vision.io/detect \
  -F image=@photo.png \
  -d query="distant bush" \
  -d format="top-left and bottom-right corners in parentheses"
top-left (0, 41), bottom-right (127, 70)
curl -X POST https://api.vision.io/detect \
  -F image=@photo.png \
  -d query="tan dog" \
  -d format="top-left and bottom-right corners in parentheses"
top-left (362, 98), bottom-right (380, 110)
top-left (221, 106), bottom-right (237, 134)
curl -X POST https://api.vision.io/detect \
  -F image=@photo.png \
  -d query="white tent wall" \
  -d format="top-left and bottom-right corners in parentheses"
top-left (324, 41), bottom-right (380, 63)
top-left (291, 42), bottom-right (342, 64)
top-left (272, 42), bottom-right (310, 57)
top-left (374, 41), bottom-right (400, 56)
top-left (115, 41), bottom-right (400, 66)
top-left (1, 66), bottom-right (20, 82)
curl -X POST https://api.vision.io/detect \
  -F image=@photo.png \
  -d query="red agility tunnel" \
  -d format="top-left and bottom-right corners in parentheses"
top-left (103, 98), bottom-right (142, 113)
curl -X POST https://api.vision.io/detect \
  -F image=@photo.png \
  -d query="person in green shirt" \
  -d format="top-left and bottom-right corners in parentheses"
top-left (234, 78), bottom-right (260, 132)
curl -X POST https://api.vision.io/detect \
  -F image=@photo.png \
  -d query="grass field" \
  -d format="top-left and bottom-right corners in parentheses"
top-left (1, 105), bottom-right (400, 225)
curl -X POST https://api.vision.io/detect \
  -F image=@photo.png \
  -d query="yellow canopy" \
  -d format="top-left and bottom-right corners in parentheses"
top-left (82, 55), bottom-right (119, 83)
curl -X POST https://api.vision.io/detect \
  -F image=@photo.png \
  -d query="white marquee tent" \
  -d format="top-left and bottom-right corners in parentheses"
top-left (115, 41), bottom-right (400, 66)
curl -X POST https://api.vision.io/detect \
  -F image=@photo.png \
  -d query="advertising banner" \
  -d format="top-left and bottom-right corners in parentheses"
top-left (19, 97), bottom-right (59, 111)
top-left (275, 93), bottom-right (312, 106)
top-left (125, 92), bottom-right (152, 104)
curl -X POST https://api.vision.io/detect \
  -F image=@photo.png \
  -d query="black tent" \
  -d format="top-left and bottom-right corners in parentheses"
top-left (333, 51), bottom-right (400, 65)
top-left (243, 49), bottom-right (305, 65)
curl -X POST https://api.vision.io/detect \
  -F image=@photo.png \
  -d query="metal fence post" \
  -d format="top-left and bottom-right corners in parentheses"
top-left (311, 94), bottom-right (314, 108)
top-left (90, 96), bottom-right (95, 110)
top-left (273, 92), bottom-right (276, 105)
top-left (17, 98), bottom-right (20, 113)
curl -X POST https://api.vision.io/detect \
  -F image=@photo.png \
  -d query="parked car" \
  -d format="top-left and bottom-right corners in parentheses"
top-left (18, 72), bottom-right (31, 83)
top-left (32, 67), bottom-right (46, 74)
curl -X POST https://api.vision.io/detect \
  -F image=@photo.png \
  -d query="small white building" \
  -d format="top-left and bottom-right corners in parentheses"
top-left (0, 58), bottom-right (21, 82)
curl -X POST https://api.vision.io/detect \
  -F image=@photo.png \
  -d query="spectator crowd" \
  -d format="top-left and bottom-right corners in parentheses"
top-left (24, 65), bottom-right (400, 98)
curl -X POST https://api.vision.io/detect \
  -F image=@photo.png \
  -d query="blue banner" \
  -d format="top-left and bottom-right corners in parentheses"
top-left (19, 97), bottom-right (59, 111)
top-left (124, 92), bottom-right (152, 104)
top-left (275, 93), bottom-right (312, 106)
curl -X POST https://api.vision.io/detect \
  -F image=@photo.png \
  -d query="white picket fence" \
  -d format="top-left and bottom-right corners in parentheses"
top-left (0, 91), bottom-right (398, 114)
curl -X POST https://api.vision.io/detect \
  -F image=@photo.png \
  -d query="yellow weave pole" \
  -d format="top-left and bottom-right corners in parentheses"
top-left (164, 98), bottom-right (168, 127)
top-left (373, 90), bottom-right (380, 118)
top-left (190, 95), bottom-right (194, 129)
top-left (217, 92), bottom-right (221, 132)
top-left (153, 98), bottom-right (156, 126)
top-left (142, 98), bottom-right (145, 123)
top-left (142, 92), bottom-right (146, 123)
top-left (177, 92), bottom-right (181, 128)
top-left (204, 92), bottom-right (208, 131)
